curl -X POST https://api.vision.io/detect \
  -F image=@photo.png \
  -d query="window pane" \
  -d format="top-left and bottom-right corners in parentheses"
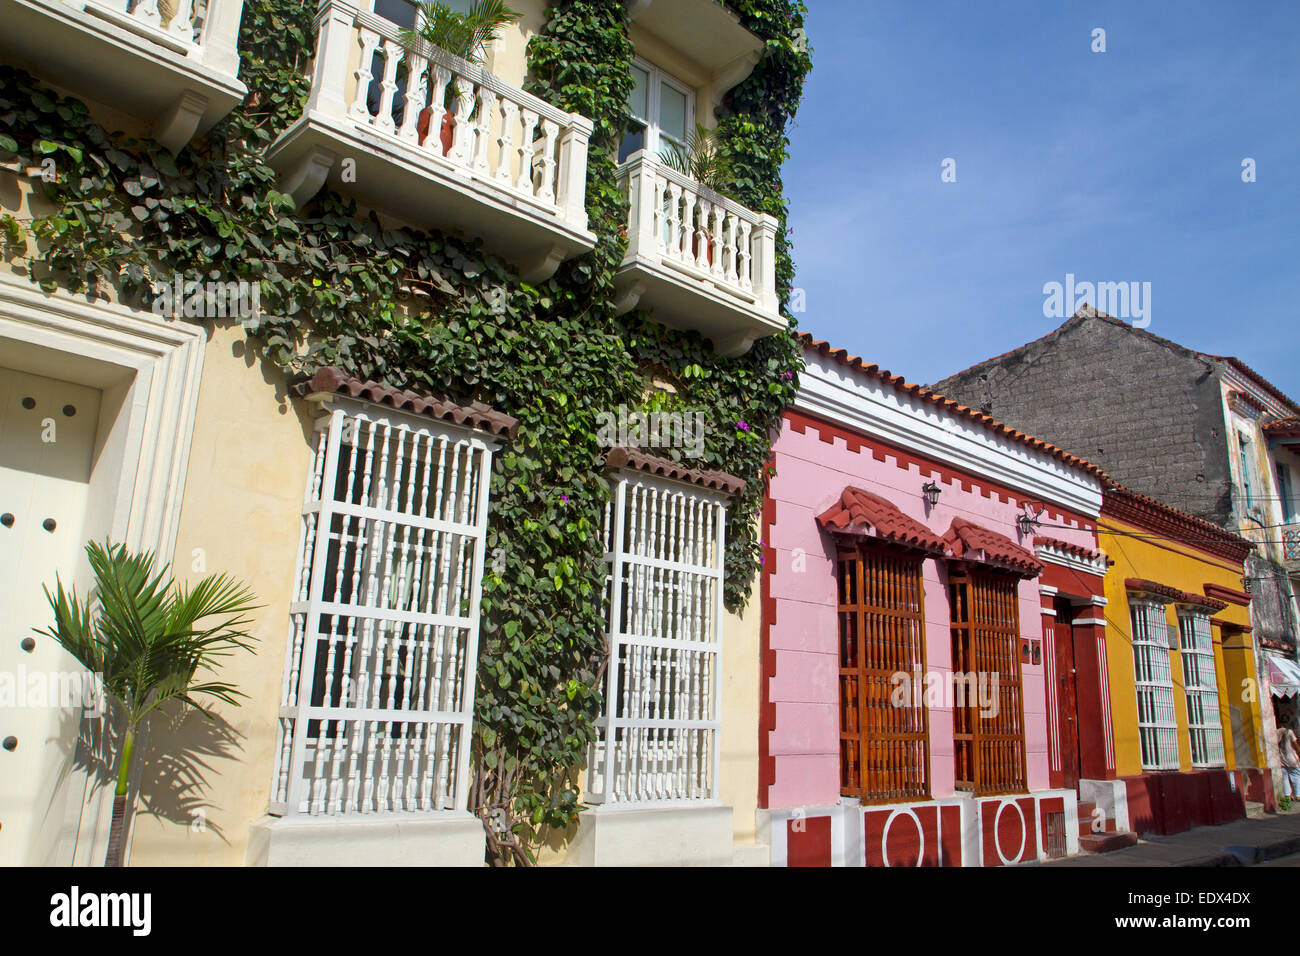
top-left (659, 82), bottom-right (687, 143)
top-left (374, 0), bottom-right (417, 27)
top-left (627, 65), bottom-right (649, 119)
top-left (618, 120), bottom-right (646, 164)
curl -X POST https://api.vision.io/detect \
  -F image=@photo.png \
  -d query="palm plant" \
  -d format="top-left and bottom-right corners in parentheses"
top-left (39, 540), bottom-right (257, 867)
top-left (659, 123), bottom-right (735, 196)
top-left (399, 0), bottom-right (521, 64)
top-left (397, 1), bottom-right (522, 151)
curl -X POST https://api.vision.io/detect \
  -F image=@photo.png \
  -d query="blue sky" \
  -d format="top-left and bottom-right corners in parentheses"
top-left (784, 0), bottom-right (1300, 396)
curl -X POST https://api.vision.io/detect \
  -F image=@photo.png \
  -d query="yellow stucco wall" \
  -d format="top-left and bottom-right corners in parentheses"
top-left (126, 323), bottom-right (315, 865)
top-left (1100, 514), bottom-right (1262, 779)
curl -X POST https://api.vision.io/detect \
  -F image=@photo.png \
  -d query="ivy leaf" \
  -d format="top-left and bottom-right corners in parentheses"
top-left (0, 133), bottom-right (16, 153)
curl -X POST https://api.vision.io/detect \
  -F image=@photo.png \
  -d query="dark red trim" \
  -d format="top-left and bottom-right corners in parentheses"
top-left (785, 410), bottom-right (1097, 531)
top-left (1103, 484), bottom-right (1253, 564)
top-left (758, 475), bottom-right (777, 810)
top-left (1204, 582), bottom-right (1251, 606)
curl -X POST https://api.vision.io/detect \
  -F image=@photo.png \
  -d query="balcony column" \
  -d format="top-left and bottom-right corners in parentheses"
top-left (555, 115), bottom-right (594, 232)
top-left (624, 150), bottom-right (659, 264)
top-left (753, 213), bottom-right (780, 312)
top-left (306, 0), bottom-right (360, 119)
top-left (200, 0), bottom-right (247, 75)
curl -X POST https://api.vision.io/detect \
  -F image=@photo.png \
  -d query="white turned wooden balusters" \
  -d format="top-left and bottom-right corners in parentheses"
top-left (271, 407), bottom-right (495, 816)
top-left (79, 0), bottom-right (245, 69)
top-left (311, 1), bottom-right (587, 222)
top-left (618, 150), bottom-right (779, 311)
top-left (587, 475), bottom-right (728, 805)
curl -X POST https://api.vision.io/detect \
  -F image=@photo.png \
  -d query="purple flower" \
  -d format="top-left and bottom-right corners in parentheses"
top-left (560, 495), bottom-right (568, 504)
top-left (736, 421), bottom-right (750, 432)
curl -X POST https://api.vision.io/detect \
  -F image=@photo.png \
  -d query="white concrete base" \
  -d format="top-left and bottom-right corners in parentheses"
top-left (245, 812), bottom-right (485, 867)
top-left (563, 803), bottom-right (734, 866)
top-left (731, 842), bottom-right (771, 867)
top-left (1080, 778), bottom-right (1130, 833)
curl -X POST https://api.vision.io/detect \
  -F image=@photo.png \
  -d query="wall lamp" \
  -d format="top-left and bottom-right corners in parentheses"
top-left (1016, 509), bottom-right (1042, 537)
top-left (921, 480), bottom-right (941, 507)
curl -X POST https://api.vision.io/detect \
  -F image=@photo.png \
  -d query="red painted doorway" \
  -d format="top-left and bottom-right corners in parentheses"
top-left (1054, 598), bottom-right (1082, 789)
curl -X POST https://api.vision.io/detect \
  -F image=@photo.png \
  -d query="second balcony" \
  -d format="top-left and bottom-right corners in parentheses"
top-left (614, 150), bottom-right (783, 357)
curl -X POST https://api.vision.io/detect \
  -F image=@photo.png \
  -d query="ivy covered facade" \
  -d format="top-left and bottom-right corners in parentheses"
top-left (0, 0), bottom-right (810, 865)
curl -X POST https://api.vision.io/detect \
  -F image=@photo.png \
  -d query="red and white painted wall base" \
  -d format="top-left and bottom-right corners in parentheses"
top-left (762, 790), bottom-right (1080, 867)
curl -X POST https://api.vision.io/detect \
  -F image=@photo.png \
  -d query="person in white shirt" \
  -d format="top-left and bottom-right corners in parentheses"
top-left (1278, 723), bottom-right (1300, 799)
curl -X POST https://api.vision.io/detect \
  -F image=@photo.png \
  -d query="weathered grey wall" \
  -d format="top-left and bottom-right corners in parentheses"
top-left (932, 313), bottom-right (1233, 523)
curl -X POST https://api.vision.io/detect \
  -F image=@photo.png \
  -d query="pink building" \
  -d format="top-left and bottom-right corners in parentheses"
top-left (760, 336), bottom-right (1111, 866)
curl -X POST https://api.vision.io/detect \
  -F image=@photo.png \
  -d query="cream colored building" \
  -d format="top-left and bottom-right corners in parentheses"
top-left (1, 0), bottom-right (781, 866)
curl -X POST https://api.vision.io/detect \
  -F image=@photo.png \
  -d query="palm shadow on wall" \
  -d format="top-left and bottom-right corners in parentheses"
top-left (130, 704), bottom-right (246, 845)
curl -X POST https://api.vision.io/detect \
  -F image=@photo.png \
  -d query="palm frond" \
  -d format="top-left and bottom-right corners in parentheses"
top-left (658, 123), bottom-right (735, 196)
top-left (40, 540), bottom-right (259, 729)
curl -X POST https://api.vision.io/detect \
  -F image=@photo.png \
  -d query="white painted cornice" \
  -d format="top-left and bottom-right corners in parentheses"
top-left (794, 354), bottom-right (1104, 518)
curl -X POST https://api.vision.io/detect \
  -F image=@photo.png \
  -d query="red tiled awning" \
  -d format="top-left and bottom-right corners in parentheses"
top-left (816, 487), bottom-right (946, 553)
top-left (943, 517), bottom-right (1042, 577)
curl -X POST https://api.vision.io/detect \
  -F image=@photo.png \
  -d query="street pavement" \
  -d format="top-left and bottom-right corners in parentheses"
top-left (1042, 807), bottom-right (1300, 867)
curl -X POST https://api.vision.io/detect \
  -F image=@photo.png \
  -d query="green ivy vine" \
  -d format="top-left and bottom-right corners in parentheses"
top-left (0, 0), bottom-right (809, 864)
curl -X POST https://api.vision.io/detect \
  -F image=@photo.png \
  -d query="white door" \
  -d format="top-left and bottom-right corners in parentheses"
top-left (0, 365), bottom-right (102, 865)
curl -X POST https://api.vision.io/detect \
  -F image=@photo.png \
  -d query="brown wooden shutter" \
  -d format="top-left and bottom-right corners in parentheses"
top-left (950, 569), bottom-right (1026, 795)
top-left (837, 542), bottom-right (930, 802)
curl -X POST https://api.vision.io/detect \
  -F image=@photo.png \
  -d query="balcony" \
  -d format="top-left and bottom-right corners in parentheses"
top-left (0, 0), bottom-right (247, 152)
top-left (1285, 523), bottom-right (1300, 573)
top-left (266, 0), bottom-right (594, 282)
top-left (614, 150), bottom-right (783, 357)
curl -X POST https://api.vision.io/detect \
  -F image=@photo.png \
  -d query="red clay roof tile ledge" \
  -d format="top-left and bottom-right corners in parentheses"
top-left (816, 487), bottom-right (947, 552)
top-left (605, 446), bottom-right (746, 495)
top-left (298, 367), bottom-right (520, 439)
top-left (944, 517), bottom-right (1042, 576)
top-left (1033, 535), bottom-right (1104, 563)
top-left (797, 333), bottom-right (1109, 482)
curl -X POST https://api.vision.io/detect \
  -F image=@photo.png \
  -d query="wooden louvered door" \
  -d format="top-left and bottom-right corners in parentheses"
top-left (1053, 597), bottom-right (1081, 789)
top-left (837, 542), bottom-right (930, 802)
top-left (950, 569), bottom-right (1027, 795)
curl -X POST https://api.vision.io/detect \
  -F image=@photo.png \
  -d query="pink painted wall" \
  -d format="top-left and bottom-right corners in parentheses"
top-left (766, 416), bottom-right (1099, 809)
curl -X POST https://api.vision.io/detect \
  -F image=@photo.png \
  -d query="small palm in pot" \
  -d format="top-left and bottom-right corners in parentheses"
top-left (399, 0), bottom-right (522, 154)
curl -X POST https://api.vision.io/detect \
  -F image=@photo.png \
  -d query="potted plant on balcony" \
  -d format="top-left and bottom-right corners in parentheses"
top-left (659, 123), bottom-right (737, 267)
top-left (400, 0), bottom-right (522, 156)
top-left (38, 540), bottom-right (257, 866)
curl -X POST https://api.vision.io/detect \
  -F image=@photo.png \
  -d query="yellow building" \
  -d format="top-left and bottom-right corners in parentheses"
top-left (1095, 483), bottom-right (1267, 835)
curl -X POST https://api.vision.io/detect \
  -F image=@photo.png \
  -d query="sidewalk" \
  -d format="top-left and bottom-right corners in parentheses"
top-left (1043, 807), bottom-right (1300, 867)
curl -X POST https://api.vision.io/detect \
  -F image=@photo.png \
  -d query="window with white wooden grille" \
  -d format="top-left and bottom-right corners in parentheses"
top-left (586, 473), bottom-right (727, 804)
top-left (1130, 600), bottom-right (1180, 770)
top-left (1179, 611), bottom-right (1226, 767)
top-left (270, 404), bottom-right (495, 816)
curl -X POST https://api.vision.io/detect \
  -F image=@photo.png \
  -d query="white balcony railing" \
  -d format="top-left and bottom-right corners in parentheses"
top-left (4, 0), bottom-right (246, 150)
top-left (76, 0), bottom-right (243, 74)
top-left (1284, 524), bottom-right (1300, 569)
top-left (622, 150), bottom-right (777, 309)
top-left (615, 150), bottom-right (782, 355)
top-left (286, 0), bottom-right (591, 248)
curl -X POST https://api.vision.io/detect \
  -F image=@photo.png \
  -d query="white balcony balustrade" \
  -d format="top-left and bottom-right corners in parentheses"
top-left (614, 150), bottom-right (784, 357)
top-left (0, 0), bottom-right (247, 151)
top-left (267, 0), bottom-right (595, 282)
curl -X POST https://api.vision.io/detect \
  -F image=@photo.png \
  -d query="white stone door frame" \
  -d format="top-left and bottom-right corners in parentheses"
top-left (0, 272), bottom-right (206, 864)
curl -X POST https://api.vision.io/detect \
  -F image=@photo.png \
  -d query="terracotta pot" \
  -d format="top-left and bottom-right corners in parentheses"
top-left (691, 227), bottom-right (715, 266)
top-left (417, 109), bottom-right (456, 156)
